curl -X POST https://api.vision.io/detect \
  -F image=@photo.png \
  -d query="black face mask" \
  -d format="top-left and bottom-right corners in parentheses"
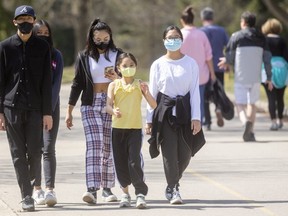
top-left (17, 22), bottom-right (33, 34)
top-left (95, 42), bottom-right (109, 50)
top-left (37, 35), bottom-right (52, 47)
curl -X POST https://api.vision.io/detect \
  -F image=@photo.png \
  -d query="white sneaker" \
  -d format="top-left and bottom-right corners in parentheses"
top-left (82, 191), bottom-right (97, 204)
top-left (119, 194), bottom-right (131, 208)
top-left (32, 189), bottom-right (45, 205)
top-left (45, 190), bottom-right (57, 207)
top-left (136, 194), bottom-right (147, 209)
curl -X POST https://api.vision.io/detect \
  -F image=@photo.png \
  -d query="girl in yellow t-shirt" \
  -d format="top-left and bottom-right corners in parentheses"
top-left (106, 53), bottom-right (156, 209)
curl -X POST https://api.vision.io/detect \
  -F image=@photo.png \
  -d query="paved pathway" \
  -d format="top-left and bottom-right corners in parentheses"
top-left (0, 84), bottom-right (287, 216)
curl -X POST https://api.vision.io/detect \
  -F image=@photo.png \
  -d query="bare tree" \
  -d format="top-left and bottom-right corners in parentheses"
top-left (261, 0), bottom-right (288, 28)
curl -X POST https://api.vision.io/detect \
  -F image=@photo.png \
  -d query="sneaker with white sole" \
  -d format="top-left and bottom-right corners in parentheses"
top-left (136, 194), bottom-right (147, 209)
top-left (21, 195), bottom-right (35, 211)
top-left (119, 194), bottom-right (131, 208)
top-left (32, 189), bottom-right (45, 205)
top-left (82, 191), bottom-right (97, 204)
top-left (102, 188), bottom-right (117, 202)
top-left (170, 187), bottom-right (183, 205)
top-left (45, 190), bottom-right (57, 207)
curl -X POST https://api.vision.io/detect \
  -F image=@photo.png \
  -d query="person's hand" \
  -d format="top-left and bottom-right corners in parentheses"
top-left (43, 115), bottom-right (53, 131)
top-left (218, 57), bottom-right (228, 70)
top-left (65, 113), bottom-right (73, 130)
top-left (0, 113), bottom-right (6, 131)
top-left (266, 80), bottom-right (273, 91)
top-left (191, 120), bottom-right (201, 135)
top-left (113, 107), bottom-right (122, 118)
top-left (105, 70), bottom-right (119, 81)
top-left (145, 123), bottom-right (152, 135)
top-left (140, 81), bottom-right (149, 95)
top-left (211, 72), bottom-right (217, 82)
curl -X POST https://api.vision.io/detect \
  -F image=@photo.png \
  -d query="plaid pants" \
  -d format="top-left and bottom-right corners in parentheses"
top-left (81, 93), bottom-right (115, 189)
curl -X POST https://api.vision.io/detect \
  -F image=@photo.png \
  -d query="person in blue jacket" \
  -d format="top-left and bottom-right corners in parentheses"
top-left (31, 19), bottom-right (63, 207)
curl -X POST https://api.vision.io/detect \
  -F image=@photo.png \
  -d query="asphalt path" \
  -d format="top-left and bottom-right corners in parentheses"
top-left (0, 84), bottom-right (287, 216)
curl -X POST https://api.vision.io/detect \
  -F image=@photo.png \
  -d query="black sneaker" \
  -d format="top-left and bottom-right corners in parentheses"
top-left (82, 187), bottom-right (97, 204)
top-left (21, 195), bottom-right (35, 211)
top-left (243, 121), bottom-right (253, 141)
top-left (165, 186), bottom-right (173, 201)
top-left (102, 188), bottom-right (117, 202)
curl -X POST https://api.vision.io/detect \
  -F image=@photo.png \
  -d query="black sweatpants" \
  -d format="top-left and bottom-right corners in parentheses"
top-left (161, 118), bottom-right (192, 188)
top-left (4, 107), bottom-right (43, 199)
top-left (112, 128), bottom-right (148, 195)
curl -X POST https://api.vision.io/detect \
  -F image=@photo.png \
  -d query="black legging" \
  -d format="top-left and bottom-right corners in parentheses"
top-left (262, 83), bottom-right (286, 120)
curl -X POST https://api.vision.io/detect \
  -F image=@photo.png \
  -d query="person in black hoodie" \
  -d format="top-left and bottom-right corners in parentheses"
top-left (65, 18), bottom-right (122, 205)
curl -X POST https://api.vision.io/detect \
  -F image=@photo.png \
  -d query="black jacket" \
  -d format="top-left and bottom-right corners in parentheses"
top-left (0, 34), bottom-right (52, 115)
top-left (148, 92), bottom-right (206, 159)
top-left (68, 49), bottom-right (122, 106)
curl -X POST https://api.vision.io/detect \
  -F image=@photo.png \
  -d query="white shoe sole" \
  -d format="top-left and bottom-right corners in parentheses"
top-left (82, 193), bottom-right (96, 204)
top-left (170, 198), bottom-right (183, 204)
top-left (102, 195), bottom-right (117, 202)
top-left (136, 203), bottom-right (147, 209)
top-left (45, 198), bottom-right (57, 207)
top-left (34, 198), bottom-right (46, 205)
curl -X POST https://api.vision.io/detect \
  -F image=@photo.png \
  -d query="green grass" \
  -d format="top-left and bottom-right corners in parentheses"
top-left (224, 72), bottom-right (288, 113)
top-left (62, 66), bottom-right (74, 84)
top-left (62, 67), bottom-right (287, 114)
top-left (62, 66), bottom-right (150, 84)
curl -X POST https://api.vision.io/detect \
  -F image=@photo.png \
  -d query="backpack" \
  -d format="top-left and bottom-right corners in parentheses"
top-left (262, 56), bottom-right (288, 88)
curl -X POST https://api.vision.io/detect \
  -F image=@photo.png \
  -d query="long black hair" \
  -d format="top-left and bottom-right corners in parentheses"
top-left (33, 19), bottom-right (56, 59)
top-left (162, 25), bottom-right (183, 40)
top-left (85, 18), bottom-right (117, 62)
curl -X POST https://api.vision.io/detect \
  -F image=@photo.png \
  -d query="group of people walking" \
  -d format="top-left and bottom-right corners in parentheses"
top-left (0, 3), bottom-right (287, 213)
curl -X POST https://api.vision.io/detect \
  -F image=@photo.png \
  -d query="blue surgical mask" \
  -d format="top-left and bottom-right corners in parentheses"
top-left (164, 38), bottom-right (182, 51)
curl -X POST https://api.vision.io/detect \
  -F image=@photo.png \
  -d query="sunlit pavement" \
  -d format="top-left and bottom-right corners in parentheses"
top-left (0, 84), bottom-right (287, 216)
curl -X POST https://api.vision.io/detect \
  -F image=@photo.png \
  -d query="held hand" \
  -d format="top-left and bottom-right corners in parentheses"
top-left (266, 80), bottom-right (273, 91)
top-left (113, 107), bottom-right (122, 118)
top-left (218, 57), bottom-right (228, 70)
top-left (145, 123), bottom-right (152, 135)
top-left (65, 114), bottom-right (73, 130)
top-left (43, 115), bottom-right (53, 131)
top-left (191, 120), bottom-right (201, 135)
top-left (211, 72), bottom-right (217, 82)
top-left (140, 81), bottom-right (149, 95)
top-left (0, 113), bottom-right (6, 131)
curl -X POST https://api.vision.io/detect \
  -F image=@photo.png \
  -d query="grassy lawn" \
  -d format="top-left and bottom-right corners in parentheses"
top-left (62, 66), bottom-right (287, 116)
top-left (62, 66), bottom-right (150, 84)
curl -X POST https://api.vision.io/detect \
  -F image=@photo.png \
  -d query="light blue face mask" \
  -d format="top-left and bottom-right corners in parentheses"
top-left (164, 38), bottom-right (182, 51)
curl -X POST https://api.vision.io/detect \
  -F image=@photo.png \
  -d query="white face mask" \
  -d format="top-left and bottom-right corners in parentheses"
top-left (121, 67), bottom-right (136, 77)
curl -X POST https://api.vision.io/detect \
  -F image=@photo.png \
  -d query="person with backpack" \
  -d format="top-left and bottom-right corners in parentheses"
top-left (261, 18), bottom-right (288, 130)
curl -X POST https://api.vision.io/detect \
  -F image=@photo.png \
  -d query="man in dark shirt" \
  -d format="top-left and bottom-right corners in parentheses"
top-left (0, 5), bottom-right (52, 211)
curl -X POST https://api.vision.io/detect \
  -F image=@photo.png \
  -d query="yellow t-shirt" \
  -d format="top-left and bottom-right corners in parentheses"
top-left (112, 79), bottom-right (143, 129)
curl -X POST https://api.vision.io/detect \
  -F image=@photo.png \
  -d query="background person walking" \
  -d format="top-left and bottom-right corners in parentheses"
top-left (200, 7), bottom-right (229, 130)
top-left (180, 5), bottom-right (216, 125)
top-left (218, 11), bottom-right (273, 142)
top-left (261, 18), bottom-right (288, 130)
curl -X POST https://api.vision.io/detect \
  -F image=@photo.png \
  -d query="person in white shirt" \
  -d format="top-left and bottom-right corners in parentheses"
top-left (146, 25), bottom-right (204, 205)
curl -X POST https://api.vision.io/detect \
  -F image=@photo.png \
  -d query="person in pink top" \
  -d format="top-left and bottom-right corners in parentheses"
top-left (180, 5), bottom-right (216, 124)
